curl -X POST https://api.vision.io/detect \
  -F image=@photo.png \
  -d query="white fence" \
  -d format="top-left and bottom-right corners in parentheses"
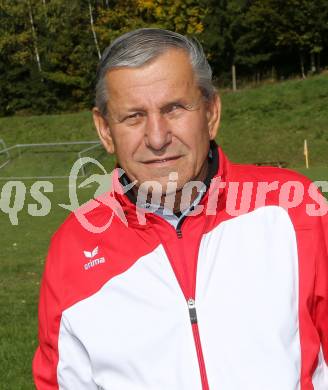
top-left (0, 139), bottom-right (102, 179)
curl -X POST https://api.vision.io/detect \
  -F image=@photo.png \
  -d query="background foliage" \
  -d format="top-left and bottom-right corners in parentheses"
top-left (1, 0), bottom-right (328, 116)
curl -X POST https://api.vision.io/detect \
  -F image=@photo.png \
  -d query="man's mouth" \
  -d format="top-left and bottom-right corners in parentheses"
top-left (143, 156), bottom-right (181, 164)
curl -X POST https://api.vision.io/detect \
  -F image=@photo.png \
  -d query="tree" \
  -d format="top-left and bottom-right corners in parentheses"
top-left (88, 0), bottom-right (101, 59)
top-left (200, 0), bottom-right (251, 90)
top-left (95, 0), bottom-right (206, 51)
top-left (243, 0), bottom-right (328, 79)
top-left (27, 0), bottom-right (42, 74)
top-left (234, 1), bottom-right (276, 81)
top-left (1, 0), bottom-right (328, 115)
top-left (0, 0), bottom-right (45, 114)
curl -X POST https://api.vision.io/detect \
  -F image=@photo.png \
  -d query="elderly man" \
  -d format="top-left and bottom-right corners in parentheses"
top-left (33, 29), bottom-right (327, 389)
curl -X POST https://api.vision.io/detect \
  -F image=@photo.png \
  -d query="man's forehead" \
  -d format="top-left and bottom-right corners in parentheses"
top-left (105, 49), bottom-right (197, 99)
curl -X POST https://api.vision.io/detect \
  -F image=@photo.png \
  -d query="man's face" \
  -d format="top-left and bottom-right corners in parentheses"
top-left (93, 49), bottom-right (220, 195)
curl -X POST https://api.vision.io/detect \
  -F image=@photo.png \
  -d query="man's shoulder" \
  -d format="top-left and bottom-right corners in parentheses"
top-left (45, 194), bottom-right (124, 280)
top-left (229, 162), bottom-right (312, 186)
top-left (224, 161), bottom-right (327, 228)
top-left (52, 193), bottom-right (123, 241)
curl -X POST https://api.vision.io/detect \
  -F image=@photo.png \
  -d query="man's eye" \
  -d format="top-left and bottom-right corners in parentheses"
top-left (123, 113), bottom-right (143, 124)
top-left (164, 104), bottom-right (184, 115)
top-left (171, 104), bottom-right (183, 111)
top-left (128, 113), bottom-right (141, 119)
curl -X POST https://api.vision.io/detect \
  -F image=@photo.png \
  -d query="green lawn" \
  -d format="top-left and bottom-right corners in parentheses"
top-left (219, 74), bottom-right (328, 167)
top-left (0, 73), bottom-right (327, 388)
top-left (294, 166), bottom-right (328, 182)
top-left (0, 181), bottom-right (70, 389)
top-left (0, 73), bottom-right (327, 168)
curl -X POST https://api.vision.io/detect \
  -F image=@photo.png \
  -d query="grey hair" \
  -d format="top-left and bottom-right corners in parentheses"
top-left (95, 28), bottom-right (216, 117)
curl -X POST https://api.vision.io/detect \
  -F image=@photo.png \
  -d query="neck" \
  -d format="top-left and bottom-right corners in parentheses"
top-left (167, 159), bottom-right (209, 213)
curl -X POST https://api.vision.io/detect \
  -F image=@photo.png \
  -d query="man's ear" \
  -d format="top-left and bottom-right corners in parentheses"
top-left (92, 107), bottom-right (115, 154)
top-left (206, 94), bottom-right (221, 140)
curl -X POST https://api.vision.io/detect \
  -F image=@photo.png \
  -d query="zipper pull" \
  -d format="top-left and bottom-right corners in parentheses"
top-left (187, 298), bottom-right (198, 324)
top-left (176, 228), bottom-right (182, 238)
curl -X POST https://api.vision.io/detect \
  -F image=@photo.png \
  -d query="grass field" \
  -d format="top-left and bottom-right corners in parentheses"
top-left (0, 74), bottom-right (327, 389)
top-left (0, 180), bottom-right (95, 389)
top-left (0, 73), bottom-right (327, 168)
top-left (219, 74), bottom-right (328, 167)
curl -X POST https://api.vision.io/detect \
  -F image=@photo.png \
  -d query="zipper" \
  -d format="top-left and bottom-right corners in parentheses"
top-left (187, 298), bottom-right (197, 323)
top-left (159, 215), bottom-right (208, 388)
top-left (176, 216), bottom-right (185, 238)
top-left (176, 228), bottom-right (183, 238)
top-left (187, 298), bottom-right (210, 390)
top-left (174, 219), bottom-right (209, 389)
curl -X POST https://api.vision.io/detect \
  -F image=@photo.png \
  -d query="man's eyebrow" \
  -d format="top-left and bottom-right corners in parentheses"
top-left (124, 106), bottom-right (147, 113)
top-left (160, 98), bottom-right (200, 110)
top-left (110, 107), bottom-right (146, 123)
top-left (165, 98), bottom-right (203, 110)
top-left (123, 101), bottom-right (186, 112)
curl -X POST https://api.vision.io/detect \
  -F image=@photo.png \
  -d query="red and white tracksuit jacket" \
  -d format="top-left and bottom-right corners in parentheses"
top-left (33, 148), bottom-right (328, 389)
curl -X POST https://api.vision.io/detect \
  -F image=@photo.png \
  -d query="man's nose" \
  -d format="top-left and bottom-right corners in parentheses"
top-left (145, 113), bottom-right (172, 151)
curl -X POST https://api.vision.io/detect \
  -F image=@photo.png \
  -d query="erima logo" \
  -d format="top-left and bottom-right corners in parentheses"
top-left (84, 246), bottom-right (99, 258)
top-left (83, 246), bottom-right (106, 270)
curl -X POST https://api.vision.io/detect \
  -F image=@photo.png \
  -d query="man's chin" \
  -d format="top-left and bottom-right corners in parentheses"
top-left (137, 175), bottom-right (186, 191)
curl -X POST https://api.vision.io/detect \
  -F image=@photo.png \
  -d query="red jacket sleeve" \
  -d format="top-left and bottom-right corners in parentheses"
top-left (33, 234), bottom-right (62, 389)
top-left (314, 213), bottom-right (328, 367)
top-left (33, 232), bottom-right (98, 389)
